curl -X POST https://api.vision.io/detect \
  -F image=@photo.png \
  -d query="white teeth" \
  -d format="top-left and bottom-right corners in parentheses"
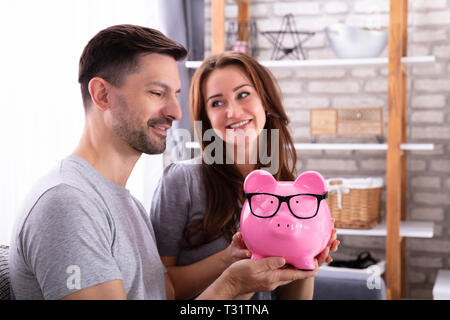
top-left (155, 126), bottom-right (167, 131)
top-left (229, 120), bottom-right (250, 129)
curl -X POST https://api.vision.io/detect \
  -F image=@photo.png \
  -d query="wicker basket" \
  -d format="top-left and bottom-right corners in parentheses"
top-left (326, 177), bottom-right (384, 229)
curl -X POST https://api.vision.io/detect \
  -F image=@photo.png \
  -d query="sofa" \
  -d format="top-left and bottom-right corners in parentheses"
top-left (0, 245), bottom-right (10, 300)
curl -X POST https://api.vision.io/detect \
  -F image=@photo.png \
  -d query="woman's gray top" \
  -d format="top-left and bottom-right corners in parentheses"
top-left (150, 158), bottom-right (272, 300)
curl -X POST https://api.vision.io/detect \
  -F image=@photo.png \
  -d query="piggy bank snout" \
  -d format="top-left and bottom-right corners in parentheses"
top-left (270, 215), bottom-right (302, 237)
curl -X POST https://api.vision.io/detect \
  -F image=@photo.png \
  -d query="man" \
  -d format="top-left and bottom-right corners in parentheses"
top-left (8, 24), bottom-right (322, 300)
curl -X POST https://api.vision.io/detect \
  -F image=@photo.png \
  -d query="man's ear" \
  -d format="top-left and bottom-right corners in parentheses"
top-left (88, 77), bottom-right (111, 111)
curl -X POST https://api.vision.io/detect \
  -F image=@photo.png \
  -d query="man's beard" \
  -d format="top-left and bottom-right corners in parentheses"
top-left (111, 96), bottom-right (171, 155)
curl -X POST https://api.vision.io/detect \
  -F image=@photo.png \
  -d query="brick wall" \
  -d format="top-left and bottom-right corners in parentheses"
top-left (203, 0), bottom-right (450, 299)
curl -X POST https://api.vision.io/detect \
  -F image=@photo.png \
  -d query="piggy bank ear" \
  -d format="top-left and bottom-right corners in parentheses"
top-left (244, 169), bottom-right (277, 193)
top-left (294, 171), bottom-right (327, 194)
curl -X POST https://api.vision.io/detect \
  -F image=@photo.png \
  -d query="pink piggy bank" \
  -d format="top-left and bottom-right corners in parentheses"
top-left (240, 169), bottom-right (332, 270)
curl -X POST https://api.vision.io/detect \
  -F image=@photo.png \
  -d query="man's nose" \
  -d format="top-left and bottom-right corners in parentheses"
top-left (163, 95), bottom-right (182, 121)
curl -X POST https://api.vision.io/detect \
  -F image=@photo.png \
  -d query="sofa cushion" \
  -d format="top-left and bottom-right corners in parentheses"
top-left (0, 245), bottom-right (10, 300)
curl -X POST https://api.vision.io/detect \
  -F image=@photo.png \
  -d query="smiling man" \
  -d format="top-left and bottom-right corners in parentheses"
top-left (8, 24), bottom-right (319, 300)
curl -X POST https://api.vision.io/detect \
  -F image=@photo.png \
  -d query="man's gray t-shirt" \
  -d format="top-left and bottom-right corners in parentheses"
top-left (9, 155), bottom-right (166, 300)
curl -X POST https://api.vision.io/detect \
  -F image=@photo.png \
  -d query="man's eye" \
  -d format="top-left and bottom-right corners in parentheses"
top-left (150, 91), bottom-right (162, 97)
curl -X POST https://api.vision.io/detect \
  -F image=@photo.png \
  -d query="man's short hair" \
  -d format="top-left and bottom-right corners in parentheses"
top-left (78, 24), bottom-right (188, 110)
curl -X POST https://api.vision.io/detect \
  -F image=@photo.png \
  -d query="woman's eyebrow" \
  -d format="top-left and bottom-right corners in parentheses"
top-left (233, 84), bottom-right (252, 91)
top-left (206, 84), bottom-right (252, 102)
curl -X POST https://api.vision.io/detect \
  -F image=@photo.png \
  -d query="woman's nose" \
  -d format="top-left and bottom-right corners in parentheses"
top-left (226, 100), bottom-right (243, 119)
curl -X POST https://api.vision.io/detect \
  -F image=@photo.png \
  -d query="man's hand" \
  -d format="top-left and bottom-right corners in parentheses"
top-left (199, 256), bottom-right (318, 299)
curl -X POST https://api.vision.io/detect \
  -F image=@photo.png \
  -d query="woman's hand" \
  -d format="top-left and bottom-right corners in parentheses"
top-left (222, 232), bottom-right (252, 267)
top-left (315, 219), bottom-right (340, 267)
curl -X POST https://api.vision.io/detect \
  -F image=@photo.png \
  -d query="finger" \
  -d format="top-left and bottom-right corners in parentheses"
top-left (327, 229), bottom-right (337, 247)
top-left (275, 268), bottom-right (318, 283)
top-left (330, 240), bottom-right (340, 253)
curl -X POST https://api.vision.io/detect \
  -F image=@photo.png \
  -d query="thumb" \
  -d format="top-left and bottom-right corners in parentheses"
top-left (258, 257), bottom-right (286, 271)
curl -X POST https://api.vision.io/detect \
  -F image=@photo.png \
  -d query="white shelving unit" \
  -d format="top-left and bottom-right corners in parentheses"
top-left (337, 221), bottom-right (434, 238)
top-left (185, 55), bottom-right (435, 69)
top-left (185, 141), bottom-right (435, 151)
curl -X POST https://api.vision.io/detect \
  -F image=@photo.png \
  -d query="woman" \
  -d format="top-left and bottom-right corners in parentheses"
top-left (150, 51), bottom-right (339, 300)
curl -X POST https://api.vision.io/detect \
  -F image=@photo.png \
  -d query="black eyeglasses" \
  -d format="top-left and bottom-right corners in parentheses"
top-left (243, 191), bottom-right (328, 219)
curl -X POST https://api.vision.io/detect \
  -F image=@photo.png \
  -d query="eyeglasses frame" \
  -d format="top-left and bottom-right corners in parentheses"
top-left (243, 191), bottom-right (328, 219)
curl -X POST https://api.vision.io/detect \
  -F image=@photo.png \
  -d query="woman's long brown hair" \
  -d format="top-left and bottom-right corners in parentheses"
top-left (183, 51), bottom-right (297, 249)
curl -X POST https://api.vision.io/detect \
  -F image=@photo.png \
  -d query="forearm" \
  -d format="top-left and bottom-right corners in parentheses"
top-left (276, 277), bottom-right (315, 300)
top-left (167, 250), bottom-right (229, 299)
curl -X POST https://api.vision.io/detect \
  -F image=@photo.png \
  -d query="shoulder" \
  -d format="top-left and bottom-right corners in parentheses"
top-left (162, 158), bottom-right (202, 185)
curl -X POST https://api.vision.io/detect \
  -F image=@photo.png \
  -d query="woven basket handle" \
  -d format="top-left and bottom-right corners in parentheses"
top-left (327, 179), bottom-right (349, 209)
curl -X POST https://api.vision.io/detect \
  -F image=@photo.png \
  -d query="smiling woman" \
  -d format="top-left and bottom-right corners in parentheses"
top-left (0, 0), bottom-right (163, 245)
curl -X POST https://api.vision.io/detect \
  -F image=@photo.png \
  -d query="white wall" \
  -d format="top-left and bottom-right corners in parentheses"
top-left (0, 0), bottom-right (164, 245)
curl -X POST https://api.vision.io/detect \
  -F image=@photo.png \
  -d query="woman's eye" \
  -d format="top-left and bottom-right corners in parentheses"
top-left (211, 100), bottom-right (223, 107)
top-left (238, 92), bottom-right (249, 99)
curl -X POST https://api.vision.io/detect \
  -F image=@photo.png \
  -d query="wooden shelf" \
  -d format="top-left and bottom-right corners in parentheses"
top-left (337, 221), bottom-right (434, 238)
top-left (184, 141), bottom-right (435, 151)
top-left (185, 56), bottom-right (435, 69)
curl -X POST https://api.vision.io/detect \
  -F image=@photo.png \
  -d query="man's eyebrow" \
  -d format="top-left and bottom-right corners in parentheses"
top-left (206, 84), bottom-right (252, 102)
top-left (146, 81), bottom-right (181, 94)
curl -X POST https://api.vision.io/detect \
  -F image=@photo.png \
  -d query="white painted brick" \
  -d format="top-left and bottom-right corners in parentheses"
top-left (411, 207), bottom-right (445, 221)
top-left (278, 80), bottom-right (302, 94)
top-left (273, 2), bottom-right (320, 16)
top-left (408, 44), bottom-right (430, 56)
top-left (351, 68), bottom-right (377, 78)
top-left (412, 0), bottom-right (448, 10)
top-left (411, 176), bottom-right (441, 189)
top-left (430, 160), bottom-right (450, 172)
top-left (407, 271), bottom-right (427, 284)
top-left (412, 11), bottom-right (450, 26)
top-left (409, 239), bottom-right (450, 253)
top-left (324, 1), bottom-right (349, 14)
top-left (445, 178), bottom-right (450, 190)
top-left (412, 63), bottom-right (445, 76)
top-left (408, 159), bottom-right (427, 172)
top-left (414, 79), bottom-right (450, 92)
top-left (411, 127), bottom-right (450, 140)
top-left (286, 110), bottom-right (310, 123)
top-left (410, 255), bottom-right (444, 268)
top-left (305, 159), bottom-right (358, 171)
top-left (364, 78), bottom-right (388, 92)
top-left (433, 45), bottom-right (450, 59)
top-left (283, 97), bottom-right (330, 109)
top-left (360, 159), bottom-right (386, 171)
top-left (411, 111), bottom-right (445, 123)
top-left (412, 29), bottom-right (448, 43)
top-left (354, 0), bottom-right (390, 13)
top-left (332, 96), bottom-right (385, 108)
top-left (345, 14), bottom-right (389, 29)
top-left (308, 81), bottom-right (360, 93)
top-left (411, 95), bottom-right (447, 108)
top-left (292, 126), bottom-right (310, 139)
top-left (297, 68), bottom-right (346, 79)
top-left (414, 192), bottom-right (450, 205)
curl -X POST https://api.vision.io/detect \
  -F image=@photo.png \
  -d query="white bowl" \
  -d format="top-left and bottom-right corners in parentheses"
top-left (325, 24), bottom-right (388, 59)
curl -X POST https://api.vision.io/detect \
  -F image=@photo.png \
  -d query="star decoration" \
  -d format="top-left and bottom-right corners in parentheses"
top-left (261, 14), bottom-right (315, 60)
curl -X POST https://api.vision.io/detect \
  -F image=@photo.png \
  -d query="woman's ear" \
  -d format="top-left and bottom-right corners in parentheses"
top-left (88, 77), bottom-right (111, 111)
top-left (244, 169), bottom-right (277, 193)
